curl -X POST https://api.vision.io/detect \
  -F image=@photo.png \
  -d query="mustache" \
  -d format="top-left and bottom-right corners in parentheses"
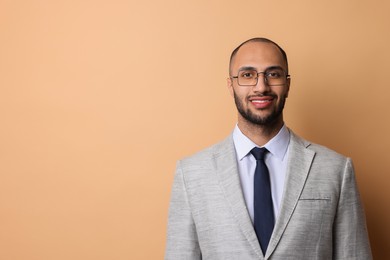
top-left (247, 93), bottom-right (277, 99)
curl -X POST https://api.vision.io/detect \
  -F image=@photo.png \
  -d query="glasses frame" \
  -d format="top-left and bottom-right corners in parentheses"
top-left (231, 67), bottom-right (290, 86)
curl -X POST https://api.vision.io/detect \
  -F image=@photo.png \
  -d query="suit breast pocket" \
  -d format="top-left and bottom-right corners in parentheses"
top-left (284, 197), bottom-right (334, 246)
top-left (294, 197), bottom-right (332, 224)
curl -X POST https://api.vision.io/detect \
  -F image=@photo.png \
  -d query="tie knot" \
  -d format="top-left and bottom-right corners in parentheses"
top-left (250, 147), bottom-right (268, 161)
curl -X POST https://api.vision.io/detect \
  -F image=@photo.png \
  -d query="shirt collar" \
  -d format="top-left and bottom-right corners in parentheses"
top-left (233, 124), bottom-right (290, 161)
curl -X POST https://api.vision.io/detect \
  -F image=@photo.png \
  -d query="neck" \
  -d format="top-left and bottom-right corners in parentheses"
top-left (237, 116), bottom-right (284, 147)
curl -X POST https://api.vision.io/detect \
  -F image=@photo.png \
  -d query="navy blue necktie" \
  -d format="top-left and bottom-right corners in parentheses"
top-left (250, 147), bottom-right (274, 255)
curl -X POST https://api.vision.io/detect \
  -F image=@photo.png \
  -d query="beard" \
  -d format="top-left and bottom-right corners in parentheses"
top-left (233, 91), bottom-right (286, 126)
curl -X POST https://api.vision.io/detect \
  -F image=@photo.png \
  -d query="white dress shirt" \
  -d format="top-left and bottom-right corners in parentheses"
top-left (232, 124), bottom-right (290, 223)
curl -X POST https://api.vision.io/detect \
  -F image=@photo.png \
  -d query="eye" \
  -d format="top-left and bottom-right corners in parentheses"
top-left (265, 69), bottom-right (283, 78)
top-left (239, 70), bottom-right (256, 79)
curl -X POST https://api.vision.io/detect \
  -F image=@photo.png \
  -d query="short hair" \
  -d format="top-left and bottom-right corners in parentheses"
top-left (229, 37), bottom-right (288, 75)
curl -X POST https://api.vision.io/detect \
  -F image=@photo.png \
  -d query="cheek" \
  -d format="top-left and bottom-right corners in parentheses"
top-left (234, 87), bottom-right (249, 98)
top-left (276, 88), bottom-right (289, 99)
top-left (234, 91), bottom-right (249, 105)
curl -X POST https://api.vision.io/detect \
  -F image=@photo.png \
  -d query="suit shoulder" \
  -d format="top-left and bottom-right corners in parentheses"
top-left (291, 131), bottom-right (350, 161)
top-left (174, 136), bottom-right (234, 184)
top-left (179, 136), bottom-right (233, 165)
top-left (308, 142), bottom-right (347, 160)
top-left (290, 132), bottom-right (354, 185)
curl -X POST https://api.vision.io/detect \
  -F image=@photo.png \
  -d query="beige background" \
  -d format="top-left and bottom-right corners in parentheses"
top-left (1, 0), bottom-right (389, 259)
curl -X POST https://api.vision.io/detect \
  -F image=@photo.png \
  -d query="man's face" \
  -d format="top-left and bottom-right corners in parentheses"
top-left (227, 42), bottom-right (290, 126)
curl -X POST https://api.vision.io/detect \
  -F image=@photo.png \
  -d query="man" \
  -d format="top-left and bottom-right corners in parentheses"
top-left (165, 38), bottom-right (372, 259)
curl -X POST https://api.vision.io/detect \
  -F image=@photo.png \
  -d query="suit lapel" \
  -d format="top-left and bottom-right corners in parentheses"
top-left (265, 131), bottom-right (315, 259)
top-left (213, 136), bottom-right (264, 259)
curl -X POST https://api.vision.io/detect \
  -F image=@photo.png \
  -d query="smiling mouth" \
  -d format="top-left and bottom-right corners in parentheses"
top-left (249, 96), bottom-right (275, 103)
top-left (251, 99), bottom-right (272, 103)
top-left (248, 96), bottom-right (275, 108)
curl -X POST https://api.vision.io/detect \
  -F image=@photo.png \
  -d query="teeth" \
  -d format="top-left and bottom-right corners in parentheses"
top-left (252, 100), bottom-right (270, 103)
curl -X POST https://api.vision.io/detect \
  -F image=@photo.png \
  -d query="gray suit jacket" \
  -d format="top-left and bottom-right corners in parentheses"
top-left (165, 130), bottom-right (372, 259)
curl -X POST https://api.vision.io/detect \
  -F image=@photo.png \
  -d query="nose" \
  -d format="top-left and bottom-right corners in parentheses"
top-left (253, 73), bottom-right (269, 92)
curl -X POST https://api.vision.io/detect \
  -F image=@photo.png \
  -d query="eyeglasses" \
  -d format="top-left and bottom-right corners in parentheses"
top-left (231, 67), bottom-right (290, 86)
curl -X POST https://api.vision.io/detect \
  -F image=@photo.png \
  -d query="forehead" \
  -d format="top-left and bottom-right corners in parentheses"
top-left (231, 42), bottom-right (286, 72)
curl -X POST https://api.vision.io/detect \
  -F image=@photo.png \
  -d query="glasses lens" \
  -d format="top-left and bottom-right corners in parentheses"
top-left (265, 68), bottom-right (286, 86)
top-left (238, 69), bottom-right (257, 86)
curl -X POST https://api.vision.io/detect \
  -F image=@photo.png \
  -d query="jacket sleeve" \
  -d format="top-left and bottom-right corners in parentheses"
top-left (165, 161), bottom-right (201, 260)
top-left (333, 158), bottom-right (372, 259)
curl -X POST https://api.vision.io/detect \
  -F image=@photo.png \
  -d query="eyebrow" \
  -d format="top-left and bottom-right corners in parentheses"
top-left (238, 66), bottom-right (256, 71)
top-left (238, 65), bottom-right (284, 72)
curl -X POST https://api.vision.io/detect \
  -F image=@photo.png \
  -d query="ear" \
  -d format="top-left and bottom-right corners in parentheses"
top-left (285, 76), bottom-right (291, 98)
top-left (227, 77), bottom-right (234, 97)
